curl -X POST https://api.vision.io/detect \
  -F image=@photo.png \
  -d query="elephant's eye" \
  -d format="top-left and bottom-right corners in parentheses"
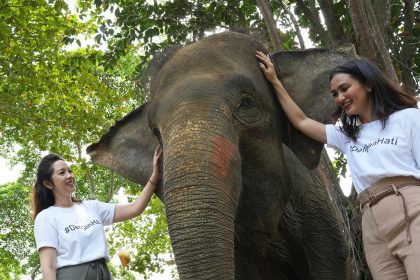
top-left (151, 125), bottom-right (161, 139)
top-left (233, 95), bottom-right (263, 126)
top-left (238, 97), bottom-right (255, 109)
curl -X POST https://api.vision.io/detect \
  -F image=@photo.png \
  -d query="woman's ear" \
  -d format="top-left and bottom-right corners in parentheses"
top-left (364, 84), bottom-right (372, 93)
top-left (43, 180), bottom-right (53, 190)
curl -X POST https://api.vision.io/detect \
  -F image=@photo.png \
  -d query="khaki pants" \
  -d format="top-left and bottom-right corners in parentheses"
top-left (362, 184), bottom-right (420, 280)
top-left (57, 258), bottom-right (112, 280)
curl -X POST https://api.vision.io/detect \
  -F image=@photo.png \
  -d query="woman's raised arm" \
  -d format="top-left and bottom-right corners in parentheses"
top-left (113, 145), bottom-right (162, 223)
top-left (256, 51), bottom-right (327, 144)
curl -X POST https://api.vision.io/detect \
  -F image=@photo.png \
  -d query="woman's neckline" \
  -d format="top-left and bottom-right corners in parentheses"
top-left (52, 201), bottom-right (77, 208)
top-left (359, 117), bottom-right (381, 126)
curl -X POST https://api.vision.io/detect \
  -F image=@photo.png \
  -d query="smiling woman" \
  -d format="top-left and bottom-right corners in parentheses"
top-left (257, 52), bottom-right (420, 280)
top-left (31, 147), bottom-right (162, 280)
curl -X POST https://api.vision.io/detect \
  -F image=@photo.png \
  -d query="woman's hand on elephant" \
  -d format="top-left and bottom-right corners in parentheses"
top-left (256, 51), bottom-right (280, 85)
top-left (114, 144), bottom-right (163, 223)
top-left (150, 144), bottom-right (163, 184)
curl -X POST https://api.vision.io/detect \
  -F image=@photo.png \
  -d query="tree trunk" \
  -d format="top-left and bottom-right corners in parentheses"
top-left (295, 0), bottom-right (332, 46)
top-left (347, 0), bottom-right (376, 60)
top-left (256, 0), bottom-right (283, 50)
top-left (372, 0), bottom-right (392, 46)
top-left (389, 0), bottom-right (418, 95)
top-left (317, 0), bottom-right (348, 45)
top-left (362, 0), bottom-right (399, 83)
top-left (106, 171), bottom-right (115, 202)
top-left (347, 0), bottom-right (399, 84)
top-left (280, 1), bottom-right (306, 49)
top-left (317, 150), bottom-right (372, 280)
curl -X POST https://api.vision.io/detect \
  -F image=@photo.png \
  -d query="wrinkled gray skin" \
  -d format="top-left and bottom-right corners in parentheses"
top-left (87, 32), bottom-right (356, 279)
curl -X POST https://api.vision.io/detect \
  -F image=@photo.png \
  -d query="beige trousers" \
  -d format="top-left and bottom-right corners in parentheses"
top-left (362, 184), bottom-right (420, 280)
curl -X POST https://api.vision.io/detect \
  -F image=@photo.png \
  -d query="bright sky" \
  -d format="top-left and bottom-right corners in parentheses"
top-left (0, 157), bottom-right (23, 185)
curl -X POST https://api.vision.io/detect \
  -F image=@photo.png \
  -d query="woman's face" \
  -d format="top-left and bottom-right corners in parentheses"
top-left (48, 160), bottom-right (76, 195)
top-left (330, 73), bottom-right (373, 123)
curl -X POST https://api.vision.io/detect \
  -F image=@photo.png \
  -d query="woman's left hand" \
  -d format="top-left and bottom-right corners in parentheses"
top-left (150, 144), bottom-right (163, 184)
top-left (114, 144), bottom-right (164, 223)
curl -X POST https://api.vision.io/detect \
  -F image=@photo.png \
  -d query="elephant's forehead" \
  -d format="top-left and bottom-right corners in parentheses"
top-left (154, 70), bottom-right (267, 102)
top-left (160, 100), bottom-right (231, 135)
top-left (153, 37), bottom-right (263, 89)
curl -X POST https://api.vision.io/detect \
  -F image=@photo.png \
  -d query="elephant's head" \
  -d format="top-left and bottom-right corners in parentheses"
top-left (87, 32), bottom-right (355, 279)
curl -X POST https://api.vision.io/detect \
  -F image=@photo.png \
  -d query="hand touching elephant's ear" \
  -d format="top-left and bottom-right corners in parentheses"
top-left (86, 103), bottom-right (161, 197)
top-left (271, 45), bottom-right (356, 169)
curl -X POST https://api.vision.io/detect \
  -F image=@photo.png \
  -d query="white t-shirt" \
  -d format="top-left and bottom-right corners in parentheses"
top-left (34, 200), bottom-right (115, 269)
top-left (326, 108), bottom-right (420, 193)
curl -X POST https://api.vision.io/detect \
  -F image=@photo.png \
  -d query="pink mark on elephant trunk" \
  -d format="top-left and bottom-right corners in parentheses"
top-left (211, 135), bottom-right (237, 178)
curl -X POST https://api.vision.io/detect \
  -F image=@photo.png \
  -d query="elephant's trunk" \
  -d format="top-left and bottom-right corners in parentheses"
top-left (162, 111), bottom-right (241, 279)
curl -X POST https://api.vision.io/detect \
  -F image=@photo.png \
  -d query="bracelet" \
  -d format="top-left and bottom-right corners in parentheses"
top-left (149, 180), bottom-right (157, 185)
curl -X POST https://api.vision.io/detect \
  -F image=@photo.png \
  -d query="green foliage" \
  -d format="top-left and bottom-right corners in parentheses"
top-left (0, 182), bottom-right (37, 278)
top-left (0, 1), bottom-right (168, 278)
top-left (88, 0), bottom-right (265, 65)
top-left (331, 151), bottom-right (348, 178)
top-left (108, 195), bottom-right (174, 279)
top-left (1, 0), bottom-right (418, 278)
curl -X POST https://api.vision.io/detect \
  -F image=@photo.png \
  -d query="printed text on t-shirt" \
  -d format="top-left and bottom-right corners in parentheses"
top-left (64, 219), bottom-right (101, 234)
top-left (350, 137), bottom-right (398, 153)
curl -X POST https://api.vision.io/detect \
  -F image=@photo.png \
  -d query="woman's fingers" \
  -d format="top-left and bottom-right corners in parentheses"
top-left (154, 144), bottom-right (162, 157)
top-left (256, 51), bottom-right (270, 62)
top-left (153, 145), bottom-right (163, 170)
top-left (256, 52), bottom-right (273, 70)
top-left (256, 51), bottom-right (279, 84)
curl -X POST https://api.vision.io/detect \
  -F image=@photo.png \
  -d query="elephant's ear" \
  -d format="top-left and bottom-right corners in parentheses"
top-left (86, 103), bottom-right (161, 196)
top-left (271, 45), bottom-right (356, 169)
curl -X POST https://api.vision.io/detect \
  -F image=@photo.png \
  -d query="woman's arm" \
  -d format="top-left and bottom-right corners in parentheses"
top-left (256, 51), bottom-right (327, 144)
top-left (39, 247), bottom-right (57, 280)
top-left (113, 145), bottom-right (163, 223)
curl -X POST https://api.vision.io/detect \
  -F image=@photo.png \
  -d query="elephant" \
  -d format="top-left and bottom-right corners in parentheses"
top-left (87, 32), bottom-right (358, 279)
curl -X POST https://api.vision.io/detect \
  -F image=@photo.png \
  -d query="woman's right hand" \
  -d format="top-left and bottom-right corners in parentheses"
top-left (256, 51), bottom-right (281, 85)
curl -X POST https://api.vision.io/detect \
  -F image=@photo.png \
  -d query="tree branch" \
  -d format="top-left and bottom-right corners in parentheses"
top-left (295, 0), bottom-right (331, 46)
top-left (361, 0), bottom-right (398, 83)
top-left (255, 0), bottom-right (283, 51)
top-left (317, 0), bottom-right (348, 45)
top-left (281, 1), bottom-right (306, 49)
top-left (106, 171), bottom-right (115, 203)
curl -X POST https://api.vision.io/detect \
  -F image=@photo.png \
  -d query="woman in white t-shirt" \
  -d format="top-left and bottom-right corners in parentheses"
top-left (256, 52), bottom-right (420, 279)
top-left (31, 145), bottom-right (162, 280)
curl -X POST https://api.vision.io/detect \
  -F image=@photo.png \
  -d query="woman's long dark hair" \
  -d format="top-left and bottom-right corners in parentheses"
top-left (31, 153), bottom-right (80, 219)
top-left (329, 58), bottom-right (417, 140)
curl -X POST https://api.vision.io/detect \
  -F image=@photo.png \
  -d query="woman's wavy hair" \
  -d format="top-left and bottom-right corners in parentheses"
top-left (329, 58), bottom-right (417, 140)
top-left (31, 153), bottom-right (80, 219)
